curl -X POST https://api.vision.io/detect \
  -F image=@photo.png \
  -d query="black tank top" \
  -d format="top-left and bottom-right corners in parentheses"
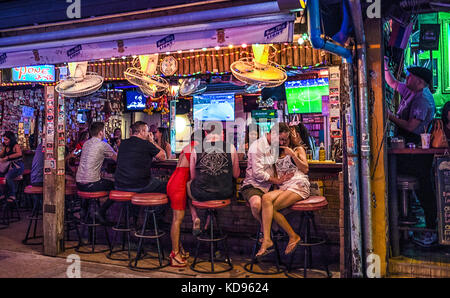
top-left (191, 141), bottom-right (233, 201)
top-left (3, 146), bottom-right (22, 162)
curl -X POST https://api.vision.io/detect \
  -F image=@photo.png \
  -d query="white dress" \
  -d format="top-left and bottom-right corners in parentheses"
top-left (275, 154), bottom-right (310, 199)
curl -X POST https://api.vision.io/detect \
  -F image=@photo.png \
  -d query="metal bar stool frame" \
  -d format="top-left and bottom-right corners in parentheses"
top-left (75, 191), bottom-right (111, 254)
top-left (190, 201), bottom-right (233, 274)
top-left (22, 187), bottom-right (43, 245)
top-left (129, 193), bottom-right (169, 271)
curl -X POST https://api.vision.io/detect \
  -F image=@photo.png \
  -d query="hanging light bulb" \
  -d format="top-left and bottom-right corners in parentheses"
top-left (214, 46), bottom-right (220, 50)
top-left (298, 37), bottom-right (305, 45)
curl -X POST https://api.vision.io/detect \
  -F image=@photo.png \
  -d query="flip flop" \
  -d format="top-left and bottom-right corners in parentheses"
top-left (285, 238), bottom-right (301, 255)
top-left (256, 245), bottom-right (275, 258)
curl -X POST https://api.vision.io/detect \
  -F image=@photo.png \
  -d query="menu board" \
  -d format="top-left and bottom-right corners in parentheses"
top-left (435, 156), bottom-right (450, 245)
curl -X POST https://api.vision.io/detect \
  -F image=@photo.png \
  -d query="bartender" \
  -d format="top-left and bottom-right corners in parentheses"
top-left (384, 57), bottom-right (435, 143)
top-left (384, 57), bottom-right (437, 247)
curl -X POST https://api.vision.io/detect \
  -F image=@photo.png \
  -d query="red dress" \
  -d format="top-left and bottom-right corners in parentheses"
top-left (166, 141), bottom-right (196, 211)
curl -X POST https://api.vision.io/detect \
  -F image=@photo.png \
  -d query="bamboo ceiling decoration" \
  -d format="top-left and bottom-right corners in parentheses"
top-left (0, 42), bottom-right (343, 87)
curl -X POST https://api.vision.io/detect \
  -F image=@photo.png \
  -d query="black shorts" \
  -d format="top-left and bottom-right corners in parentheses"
top-left (239, 185), bottom-right (265, 202)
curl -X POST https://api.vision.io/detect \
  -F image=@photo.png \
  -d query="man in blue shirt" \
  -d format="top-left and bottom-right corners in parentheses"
top-left (385, 59), bottom-right (437, 247)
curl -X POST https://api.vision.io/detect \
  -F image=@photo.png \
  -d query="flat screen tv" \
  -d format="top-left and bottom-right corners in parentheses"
top-left (125, 90), bottom-right (146, 111)
top-left (193, 93), bottom-right (235, 121)
top-left (285, 78), bottom-right (329, 114)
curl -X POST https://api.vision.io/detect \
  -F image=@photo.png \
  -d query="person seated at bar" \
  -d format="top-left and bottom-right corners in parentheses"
top-left (239, 124), bottom-right (293, 234)
top-left (110, 127), bottom-right (122, 152)
top-left (442, 101), bottom-right (450, 147)
top-left (256, 123), bottom-right (310, 257)
top-left (384, 57), bottom-right (438, 246)
top-left (114, 121), bottom-right (167, 225)
top-left (0, 131), bottom-right (24, 203)
top-left (76, 122), bottom-right (117, 224)
top-left (166, 129), bottom-right (205, 267)
top-left (155, 127), bottom-right (173, 159)
top-left (30, 136), bottom-right (44, 187)
top-left (186, 123), bottom-right (240, 204)
top-left (292, 122), bottom-right (314, 152)
top-left (74, 130), bottom-right (89, 156)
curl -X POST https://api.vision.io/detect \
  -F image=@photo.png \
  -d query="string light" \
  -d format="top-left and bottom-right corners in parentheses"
top-left (214, 46), bottom-right (220, 50)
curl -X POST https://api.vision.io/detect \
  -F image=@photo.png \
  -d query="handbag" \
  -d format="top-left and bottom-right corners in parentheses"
top-left (0, 160), bottom-right (11, 174)
top-left (431, 119), bottom-right (449, 148)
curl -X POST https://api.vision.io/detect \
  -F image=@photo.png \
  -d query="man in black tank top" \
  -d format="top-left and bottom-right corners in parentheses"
top-left (187, 124), bottom-right (240, 202)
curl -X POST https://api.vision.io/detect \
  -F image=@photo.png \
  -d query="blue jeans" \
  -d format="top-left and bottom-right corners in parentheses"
top-left (5, 161), bottom-right (24, 198)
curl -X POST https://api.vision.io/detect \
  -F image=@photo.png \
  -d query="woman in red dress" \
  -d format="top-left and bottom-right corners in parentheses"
top-left (166, 130), bottom-right (204, 267)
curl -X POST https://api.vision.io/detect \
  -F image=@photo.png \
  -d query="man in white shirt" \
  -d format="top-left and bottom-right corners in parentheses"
top-left (240, 125), bottom-right (293, 225)
top-left (76, 122), bottom-right (117, 224)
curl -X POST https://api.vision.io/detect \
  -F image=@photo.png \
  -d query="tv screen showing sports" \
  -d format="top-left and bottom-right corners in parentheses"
top-left (193, 93), bottom-right (235, 121)
top-left (126, 91), bottom-right (146, 111)
top-left (285, 78), bottom-right (329, 114)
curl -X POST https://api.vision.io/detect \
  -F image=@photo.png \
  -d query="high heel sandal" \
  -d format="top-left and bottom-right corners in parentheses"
top-left (170, 251), bottom-right (187, 267)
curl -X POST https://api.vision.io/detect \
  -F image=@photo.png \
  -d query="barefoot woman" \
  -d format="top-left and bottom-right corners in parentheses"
top-left (256, 123), bottom-right (310, 257)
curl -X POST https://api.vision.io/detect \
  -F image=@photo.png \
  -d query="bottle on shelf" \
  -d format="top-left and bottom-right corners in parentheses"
top-left (319, 142), bottom-right (326, 161)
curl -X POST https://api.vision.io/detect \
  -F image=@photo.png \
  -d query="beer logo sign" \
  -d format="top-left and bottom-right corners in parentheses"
top-left (157, 34), bottom-right (175, 51)
top-left (67, 45), bottom-right (82, 59)
top-left (264, 22), bottom-right (287, 41)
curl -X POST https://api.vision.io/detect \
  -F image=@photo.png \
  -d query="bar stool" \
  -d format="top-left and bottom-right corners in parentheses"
top-left (190, 199), bottom-right (233, 274)
top-left (22, 185), bottom-right (44, 245)
top-left (243, 201), bottom-right (284, 275)
top-left (129, 193), bottom-right (169, 270)
top-left (397, 175), bottom-right (419, 227)
top-left (75, 190), bottom-right (111, 254)
top-left (286, 196), bottom-right (331, 278)
top-left (63, 186), bottom-right (82, 250)
top-left (107, 190), bottom-right (136, 261)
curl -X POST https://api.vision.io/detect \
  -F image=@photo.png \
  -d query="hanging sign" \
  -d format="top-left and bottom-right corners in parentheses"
top-left (11, 65), bottom-right (55, 82)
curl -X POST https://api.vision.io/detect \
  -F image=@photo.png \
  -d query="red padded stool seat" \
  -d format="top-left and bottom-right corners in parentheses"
top-left (131, 193), bottom-right (168, 206)
top-left (0, 176), bottom-right (23, 185)
top-left (109, 190), bottom-right (136, 202)
top-left (65, 187), bottom-right (76, 196)
top-left (24, 185), bottom-right (43, 194)
top-left (289, 196), bottom-right (328, 212)
top-left (286, 195), bottom-right (331, 278)
top-left (23, 169), bottom-right (31, 176)
top-left (77, 191), bottom-right (109, 199)
top-left (191, 199), bottom-right (231, 209)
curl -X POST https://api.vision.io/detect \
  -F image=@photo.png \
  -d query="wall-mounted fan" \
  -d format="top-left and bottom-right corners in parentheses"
top-left (179, 77), bottom-right (207, 96)
top-left (231, 44), bottom-right (287, 88)
top-left (124, 54), bottom-right (169, 96)
top-left (56, 61), bottom-right (104, 97)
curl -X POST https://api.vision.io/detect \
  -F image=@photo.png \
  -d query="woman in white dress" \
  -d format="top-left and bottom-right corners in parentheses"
top-left (256, 123), bottom-right (310, 257)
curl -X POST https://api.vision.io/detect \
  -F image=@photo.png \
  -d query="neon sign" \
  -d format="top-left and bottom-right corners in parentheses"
top-left (12, 65), bottom-right (55, 82)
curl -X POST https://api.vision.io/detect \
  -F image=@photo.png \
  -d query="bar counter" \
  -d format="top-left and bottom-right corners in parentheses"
top-left (153, 159), bottom-right (343, 177)
top-left (388, 147), bottom-right (449, 257)
top-left (152, 159), bottom-right (343, 246)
